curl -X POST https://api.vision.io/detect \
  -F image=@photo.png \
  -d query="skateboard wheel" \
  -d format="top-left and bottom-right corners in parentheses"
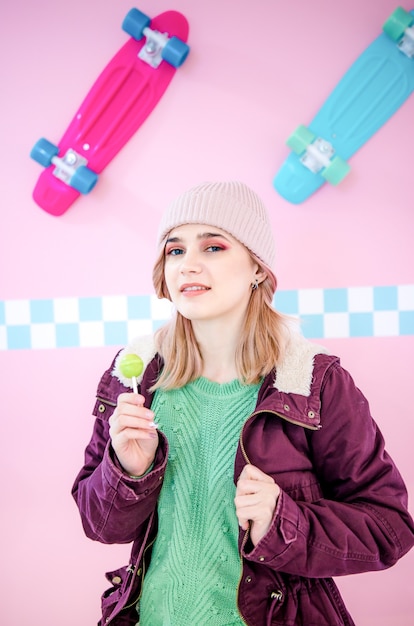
top-left (162, 37), bottom-right (190, 68)
top-left (71, 166), bottom-right (98, 194)
top-left (286, 125), bottom-right (316, 155)
top-left (30, 138), bottom-right (59, 167)
top-left (383, 7), bottom-right (413, 41)
top-left (322, 156), bottom-right (350, 186)
top-left (122, 8), bottom-right (151, 40)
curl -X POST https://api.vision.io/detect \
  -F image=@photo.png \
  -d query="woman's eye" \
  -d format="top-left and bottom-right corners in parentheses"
top-left (206, 245), bottom-right (223, 252)
top-left (166, 247), bottom-right (184, 256)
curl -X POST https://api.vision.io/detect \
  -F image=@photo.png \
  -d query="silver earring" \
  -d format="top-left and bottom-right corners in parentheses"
top-left (252, 279), bottom-right (259, 290)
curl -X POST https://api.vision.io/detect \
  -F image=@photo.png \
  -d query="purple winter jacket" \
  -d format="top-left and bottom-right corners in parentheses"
top-left (72, 333), bottom-right (414, 626)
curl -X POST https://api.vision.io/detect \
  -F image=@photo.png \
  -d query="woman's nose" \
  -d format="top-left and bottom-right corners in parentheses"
top-left (179, 248), bottom-right (201, 273)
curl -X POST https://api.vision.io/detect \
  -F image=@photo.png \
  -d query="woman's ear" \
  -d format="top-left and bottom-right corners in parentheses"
top-left (254, 267), bottom-right (267, 286)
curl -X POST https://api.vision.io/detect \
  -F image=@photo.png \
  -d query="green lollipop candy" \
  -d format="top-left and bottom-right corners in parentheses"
top-left (120, 353), bottom-right (144, 393)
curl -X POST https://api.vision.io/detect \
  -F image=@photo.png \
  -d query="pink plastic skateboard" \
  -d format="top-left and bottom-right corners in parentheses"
top-left (30, 8), bottom-right (190, 216)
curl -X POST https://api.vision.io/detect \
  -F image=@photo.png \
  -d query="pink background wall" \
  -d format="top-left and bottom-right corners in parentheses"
top-left (1, 0), bottom-right (413, 624)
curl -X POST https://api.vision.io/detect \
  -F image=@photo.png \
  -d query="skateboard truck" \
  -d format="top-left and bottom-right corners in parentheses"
top-left (398, 25), bottom-right (414, 58)
top-left (52, 149), bottom-right (88, 184)
top-left (300, 138), bottom-right (335, 174)
top-left (30, 138), bottom-right (98, 195)
top-left (50, 147), bottom-right (98, 193)
top-left (139, 28), bottom-right (171, 68)
top-left (286, 125), bottom-right (351, 185)
top-left (384, 6), bottom-right (414, 58)
top-left (122, 8), bottom-right (189, 69)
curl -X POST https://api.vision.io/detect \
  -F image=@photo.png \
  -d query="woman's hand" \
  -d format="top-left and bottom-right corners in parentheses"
top-left (235, 464), bottom-right (280, 546)
top-left (109, 392), bottom-right (159, 477)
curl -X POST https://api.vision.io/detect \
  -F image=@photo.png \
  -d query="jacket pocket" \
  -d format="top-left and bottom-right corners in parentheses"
top-left (93, 396), bottom-right (117, 421)
top-left (281, 476), bottom-right (324, 503)
top-left (101, 566), bottom-right (125, 613)
top-left (101, 565), bottom-right (139, 625)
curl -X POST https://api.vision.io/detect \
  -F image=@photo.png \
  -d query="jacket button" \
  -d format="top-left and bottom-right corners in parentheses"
top-left (259, 556), bottom-right (265, 562)
top-left (283, 403), bottom-right (290, 411)
top-left (98, 404), bottom-right (106, 413)
top-left (111, 576), bottom-right (122, 585)
top-left (308, 410), bottom-right (315, 418)
top-left (245, 576), bottom-right (252, 583)
top-left (137, 568), bottom-right (142, 577)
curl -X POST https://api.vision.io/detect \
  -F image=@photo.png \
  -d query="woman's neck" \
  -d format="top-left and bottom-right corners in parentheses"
top-left (192, 319), bottom-right (241, 384)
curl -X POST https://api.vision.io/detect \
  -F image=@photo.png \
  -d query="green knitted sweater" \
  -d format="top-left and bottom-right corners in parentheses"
top-left (138, 376), bottom-right (261, 625)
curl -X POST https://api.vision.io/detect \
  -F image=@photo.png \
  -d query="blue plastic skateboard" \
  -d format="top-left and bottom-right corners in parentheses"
top-left (273, 7), bottom-right (414, 204)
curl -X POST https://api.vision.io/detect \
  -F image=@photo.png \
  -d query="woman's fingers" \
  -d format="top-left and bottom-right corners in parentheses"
top-left (109, 393), bottom-right (155, 436)
top-left (108, 392), bottom-right (159, 476)
top-left (235, 464), bottom-right (280, 545)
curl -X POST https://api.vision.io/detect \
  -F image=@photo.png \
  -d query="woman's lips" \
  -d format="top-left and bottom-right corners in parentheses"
top-left (180, 284), bottom-right (210, 294)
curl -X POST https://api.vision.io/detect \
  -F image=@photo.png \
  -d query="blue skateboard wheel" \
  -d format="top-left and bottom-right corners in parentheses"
top-left (122, 8), bottom-right (151, 40)
top-left (71, 166), bottom-right (98, 194)
top-left (30, 138), bottom-right (59, 167)
top-left (162, 36), bottom-right (190, 68)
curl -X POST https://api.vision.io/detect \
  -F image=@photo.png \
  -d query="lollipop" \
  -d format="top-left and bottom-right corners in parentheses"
top-left (119, 353), bottom-right (144, 393)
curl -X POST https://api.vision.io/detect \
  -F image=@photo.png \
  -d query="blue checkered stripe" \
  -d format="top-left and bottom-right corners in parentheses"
top-left (1, 285), bottom-right (413, 350)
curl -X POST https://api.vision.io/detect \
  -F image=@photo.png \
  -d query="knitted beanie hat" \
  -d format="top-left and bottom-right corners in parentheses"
top-left (157, 181), bottom-right (276, 269)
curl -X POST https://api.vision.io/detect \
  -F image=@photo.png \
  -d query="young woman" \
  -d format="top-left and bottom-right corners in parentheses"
top-left (72, 181), bottom-right (414, 626)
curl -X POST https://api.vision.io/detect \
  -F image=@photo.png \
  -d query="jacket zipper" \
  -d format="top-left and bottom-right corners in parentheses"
top-left (235, 530), bottom-right (250, 625)
top-left (236, 408), bottom-right (313, 625)
top-left (235, 411), bottom-right (262, 625)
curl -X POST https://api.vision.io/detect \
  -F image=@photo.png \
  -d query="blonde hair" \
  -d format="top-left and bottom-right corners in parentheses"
top-left (150, 246), bottom-right (290, 391)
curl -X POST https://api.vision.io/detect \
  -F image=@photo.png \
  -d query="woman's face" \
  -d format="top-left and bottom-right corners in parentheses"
top-left (163, 223), bottom-right (259, 325)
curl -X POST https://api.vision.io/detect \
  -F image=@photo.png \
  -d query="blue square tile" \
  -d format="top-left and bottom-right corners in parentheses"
top-left (349, 313), bottom-right (374, 337)
top-left (56, 323), bottom-right (80, 347)
top-left (128, 295), bottom-right (151, 319)
top-left (104, 321), bottom-right (128, 346)
top-left (7, 325), bottom-right (31, 349)
top-left (300, 314), bottom-right (324, 339)
top-left (152, 318), bottom-right (168, 332)
top-left (79, 297), bottom-right (102, 321)
top-left (373, 286), bottom-right (398, 311)
top-left (399, 311), bottom-right (414, 335)
top-left (324, 288), bottom-right (348, 313)
top-left (30, 299), bottom-right (54, 323)
top-left (274, 290), bottom-right (299, 315)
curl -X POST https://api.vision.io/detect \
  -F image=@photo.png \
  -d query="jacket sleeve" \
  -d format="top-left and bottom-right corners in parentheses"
top-left (71, 360), bottom-right (168, 545)
top-left (243, 361), bottom-right (414, 577)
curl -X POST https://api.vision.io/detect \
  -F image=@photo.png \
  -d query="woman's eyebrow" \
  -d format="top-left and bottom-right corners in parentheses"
top-left (166, 232), bottom-right (231, 244)
top-left (197, 232), bottom-right (230, 240)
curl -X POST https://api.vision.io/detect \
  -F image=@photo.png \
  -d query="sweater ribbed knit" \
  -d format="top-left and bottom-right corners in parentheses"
top-left (138, 377), bottom-right (261, 625)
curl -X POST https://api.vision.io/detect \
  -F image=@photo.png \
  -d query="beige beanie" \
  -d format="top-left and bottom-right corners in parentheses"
top-left (157, 181), bottom-right (276, 269)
